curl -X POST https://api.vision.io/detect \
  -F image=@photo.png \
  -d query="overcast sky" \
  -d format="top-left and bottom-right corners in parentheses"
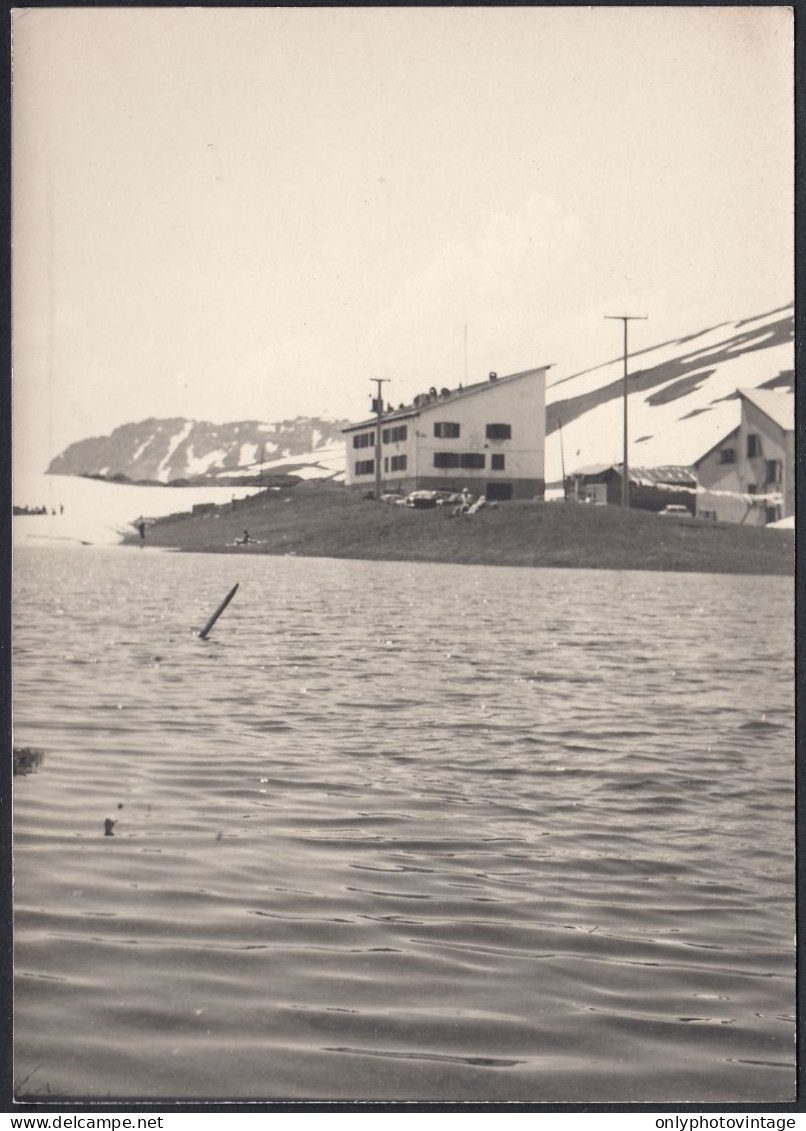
top-left (12, 6), bottom-right (793, 473)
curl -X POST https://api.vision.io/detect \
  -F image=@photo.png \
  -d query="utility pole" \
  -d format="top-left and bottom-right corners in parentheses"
top-left (604, 314), bottom-right (647, 508)
top-left (371, 377), bottom-right (389, 501)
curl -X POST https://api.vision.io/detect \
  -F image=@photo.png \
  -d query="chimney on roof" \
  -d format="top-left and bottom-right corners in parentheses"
top-left (489, 371), bottom-right (498, 382)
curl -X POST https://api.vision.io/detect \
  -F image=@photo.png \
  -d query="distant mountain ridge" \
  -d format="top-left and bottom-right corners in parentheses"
top-left (47, 416), bottom-right (351, 484)
top-left (47, 304), bottom-right (794, 488)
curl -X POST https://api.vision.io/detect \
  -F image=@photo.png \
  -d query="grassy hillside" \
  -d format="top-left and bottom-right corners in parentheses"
top-left (138, 482), bottom-right (793, 575)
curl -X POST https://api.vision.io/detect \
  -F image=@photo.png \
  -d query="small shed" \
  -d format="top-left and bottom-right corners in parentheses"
top-left (568, 464), bottom-right (697, 513)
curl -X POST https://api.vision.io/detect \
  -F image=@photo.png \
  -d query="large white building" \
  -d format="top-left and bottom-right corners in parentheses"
top-left (343, 367), bottom-right (548, 501)
top-left (694, 387), bottom-right (794, 525)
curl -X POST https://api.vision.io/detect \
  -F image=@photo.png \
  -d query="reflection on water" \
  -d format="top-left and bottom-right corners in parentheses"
top-left (13, 546), bottom-right (795, 1101)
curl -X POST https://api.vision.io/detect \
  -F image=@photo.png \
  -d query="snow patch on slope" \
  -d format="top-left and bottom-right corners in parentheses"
top-left (239, 442), bottom-right (259, 468)
top-left (184, 446), bottom-right (229, 477)
top-left (155, 420), bottom-right (195, 483)
top-left (13, 473), bottom-right (262, 546)
top-left (215, 442), bottom-right (346, 481)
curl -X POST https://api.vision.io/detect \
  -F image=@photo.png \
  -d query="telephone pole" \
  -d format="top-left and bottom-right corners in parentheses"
top-left (604, 314), bottom-right (647, 508)
top-left (371, 377), bottom-right (389, 501)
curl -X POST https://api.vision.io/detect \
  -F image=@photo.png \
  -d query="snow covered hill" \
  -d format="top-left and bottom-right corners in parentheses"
top-left (13, 474), bottom-right (264, 547)
top-left (47, 417), bottom-right (351, 484)
top-left (545, 303), bottom-right (793, 486)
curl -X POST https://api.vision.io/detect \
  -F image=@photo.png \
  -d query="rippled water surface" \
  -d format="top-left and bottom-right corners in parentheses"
top-left (13, 545), bottom-right (795, 1102)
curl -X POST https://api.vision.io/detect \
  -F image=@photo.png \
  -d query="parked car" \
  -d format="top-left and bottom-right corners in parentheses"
top-left (658, 504), bottom-right (691, 517)
top-left (405, 491), bottom-right (440, 509)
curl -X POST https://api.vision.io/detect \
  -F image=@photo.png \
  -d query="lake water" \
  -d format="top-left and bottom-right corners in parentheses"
top-left (12, 545), bottom-right (795, 1103)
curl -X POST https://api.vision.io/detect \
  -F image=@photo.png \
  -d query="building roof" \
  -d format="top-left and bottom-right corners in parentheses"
top-left (692, 425), bottom-right (740, 467)
top-left (629, 465), bottom-right (698, 487)
top-left (691, 388), bottom-right (793, 467)
top-left (571, 463), bottom-right (613, 478)
top-left (343, 365), bottom-right (550, 433)
top-left (573, 464), bottom-right (697, 486)
top-left (738, 387), bottom-right (794, 432)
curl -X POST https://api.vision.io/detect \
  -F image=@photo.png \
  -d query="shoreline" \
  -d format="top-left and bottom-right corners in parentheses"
top-left (128, 482), bottom-right (794, 576)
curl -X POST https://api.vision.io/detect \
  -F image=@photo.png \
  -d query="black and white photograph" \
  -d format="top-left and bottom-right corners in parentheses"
top-left (10, 5), bottom-right (795, 1106)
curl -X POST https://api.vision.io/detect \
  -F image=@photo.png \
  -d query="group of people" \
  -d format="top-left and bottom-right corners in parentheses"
top-left (13, 503), bottom-right (64, 516)
top-left (451, 492), bottom-right (487, 518)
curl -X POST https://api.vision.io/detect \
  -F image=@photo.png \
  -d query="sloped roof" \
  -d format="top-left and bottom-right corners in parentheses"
top-left (629, 465), bottom-right (698, 487)
top-left (739, 387), bottom-right (794, 432)
top-left (571, 463), bottom-right (613, 477)
top-left (692, 425), bottom-right (740, 467)
top-left (574, 464), bottom-right (697, 485)
top-left (687, 388), bottom-right (792, 467)
top-left (343, 365), bottom-right (550, 433)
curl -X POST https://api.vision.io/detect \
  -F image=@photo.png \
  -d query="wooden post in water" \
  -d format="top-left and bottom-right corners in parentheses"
top-left (199, 583), bottom-right (239, 639)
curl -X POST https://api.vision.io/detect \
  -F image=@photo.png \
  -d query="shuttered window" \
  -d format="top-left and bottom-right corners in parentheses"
top-left (382, 425), bottom-right (408, 444)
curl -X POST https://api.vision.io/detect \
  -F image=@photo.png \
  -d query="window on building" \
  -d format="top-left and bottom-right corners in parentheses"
top-left (719, 448), bottom-right (736, 464)
top-left (383, 457), bottom-right (389, 473)
top-left (491, 453), bottom-right (506, 471)
top-left (390, 455), bottom-right (407, 472)
top-left (354, 459), bottom-right (375, 476)
top-left (382, 425), bottom-right (408, 444)
top-left (747, 434), bottom-right (759, 457)
top-left (434, 451), bottom-right (485, 469)
top-left (434, 422), bottom-right (460, 439)
top-left (486, 423), bottom-right (512, 440)
top-left (766, 506), bottom-right (782, 524)
top-left (352, 432), bottom-right (374, 449)
top-left (766, 459), bottom-right (782, 483)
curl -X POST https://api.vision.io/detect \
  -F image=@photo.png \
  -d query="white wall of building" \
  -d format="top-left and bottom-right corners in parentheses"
top-left (695, 403), bottom-right (791, 525)
top-left (344, 368), bottom-right (546, 499)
